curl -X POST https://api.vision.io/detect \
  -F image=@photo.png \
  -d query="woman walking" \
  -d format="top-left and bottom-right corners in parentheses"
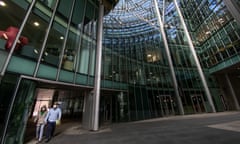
top-left (34, 105), bottom-right (48, 143)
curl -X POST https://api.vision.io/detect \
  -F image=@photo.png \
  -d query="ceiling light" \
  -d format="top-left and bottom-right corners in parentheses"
top-left (60, 36), bottom-right (64, 40)
top-left (205, 31), bottom-right (211, 35)
top-left (218, 18), bottom-right (224, 23)
top-left (0, 1), bottom-right (7, 7)
top-left (33, 22), bottom-right (40, 27)
top-left (34, 49), bottom-right (39, 54)
top-left (147, 54), bottom-right (152, 57)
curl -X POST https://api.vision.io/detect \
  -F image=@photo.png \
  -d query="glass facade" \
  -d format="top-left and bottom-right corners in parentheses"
top-left (0, 0), bottom-right (99, 83)
top-left (0, 0), bottom-right (240, 143)
top-left (101, 0), bottom-right (229, 118)
top-left (181, 0), bottom-right (240, 68)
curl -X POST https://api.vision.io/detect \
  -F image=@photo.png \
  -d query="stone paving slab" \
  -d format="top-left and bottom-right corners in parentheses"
top-left (26, 111), bottom-right (240, 144)
top-left (208, 120), bottom-right (240, 132)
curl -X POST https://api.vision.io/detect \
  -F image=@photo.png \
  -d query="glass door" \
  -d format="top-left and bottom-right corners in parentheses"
top-left (159, 95), bottom-right (175, 116)
top-left (100, 95), bottom-right (112, 125)
top-left (191, 95), bottom-right (206, 113)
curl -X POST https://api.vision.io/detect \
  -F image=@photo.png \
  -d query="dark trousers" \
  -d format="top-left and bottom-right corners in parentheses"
top-left (46, 121), bottom-right (56, 140)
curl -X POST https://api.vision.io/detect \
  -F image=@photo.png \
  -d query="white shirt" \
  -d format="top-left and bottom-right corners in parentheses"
top-left (45, 107), bottom-right (62, 122)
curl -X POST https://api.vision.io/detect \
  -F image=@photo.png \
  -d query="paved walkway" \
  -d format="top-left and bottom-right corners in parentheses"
top-left (27, 111), bottom-right (240, 144)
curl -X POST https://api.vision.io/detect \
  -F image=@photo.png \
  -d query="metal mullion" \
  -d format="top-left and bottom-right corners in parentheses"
top-left (110, 32), bottom-right (114, 82)
top-left (56, 0), bottom-right (76, 81)
top-left (118, 37), bottom-right (122, 82)
top-left (85, 23), bottom-right (93, 85)
top-left (162, 0), bottom-right (166, 24)
top-left (139, 35), bottom-right (144, 85)
top-left (220, 28), bottom-right (231, 58)
top-left (151, 33), bottom-right (161, 88)
top-left (139, 35), bottom-right (146, 119)
top-left (143, 35), bottom-right (152, 88)
top-left (127, 37), bottom-right (131, 84)
top-left (74, 0), bottom-right (87, 83)
top-left (117, 37), bottom-right (121, 83)
top-left (129, 37), bottom-right (138, 120)
top-left (88, 21), bottom-right (95, 77)
top-left (140, 36), bottom-right (146, 85)
top-left (180, 46), bottom-right (189, 67)
top-left (34, 0), bottom-right (60, 77)
top-left (124, 37), bottom-right (128, 83)
top-left (156, 38), bottom-right (164, 89)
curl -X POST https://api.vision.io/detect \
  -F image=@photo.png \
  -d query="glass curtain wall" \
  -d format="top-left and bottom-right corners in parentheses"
top-left (180, 0), bottom-right (240, 111)
top-left (102, 0), bottom-right (227, 120)
top-left (0, 74), bottom-right (19, 140)
top-left (0, 0), bottom-right (99, 142)
top-left (1, 77), bottom-right (37, 144)
top-left (0, 0), bottom-right (98, 85)
top-left (181, 0), bottom-right (240, 69)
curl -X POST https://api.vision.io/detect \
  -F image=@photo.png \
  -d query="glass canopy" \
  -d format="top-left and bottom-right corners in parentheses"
top-left (103, 0), bottom-right (166, 37)
top-left (103, 0), bottom-right (181, 48)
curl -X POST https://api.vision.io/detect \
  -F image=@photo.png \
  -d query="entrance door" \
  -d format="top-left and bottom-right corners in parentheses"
top-left (100, 95), bottom-right (112, 125)
top-left (159, 95), bottom-right (175, 116)
top-left (191, 95), bottom-right (206, 113)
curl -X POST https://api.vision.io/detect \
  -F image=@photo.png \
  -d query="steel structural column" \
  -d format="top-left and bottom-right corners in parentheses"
top-left (153, 0), bottom-right (184, 115)
top-left (225, 74), bottom-right (240, 110)
top-left (173, 0), bottom-right (216, 112)
top-left (92, 1), bottom-right (104, 131)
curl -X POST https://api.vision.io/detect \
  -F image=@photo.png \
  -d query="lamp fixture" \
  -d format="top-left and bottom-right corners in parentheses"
top-left (0, 1), bottom-right (6, 7)
top-left (33, 22), bottom-right (40, 27)
top-left (205, 31), bottom-right (211, 35)
top-left (34, 49), bottom-right (39, 54)
top-left (147, 54), bottom-right (152, 57)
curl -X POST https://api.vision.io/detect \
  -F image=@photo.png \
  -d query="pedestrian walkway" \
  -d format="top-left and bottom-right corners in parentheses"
top-left (27, 111), bottom-right (240, 144)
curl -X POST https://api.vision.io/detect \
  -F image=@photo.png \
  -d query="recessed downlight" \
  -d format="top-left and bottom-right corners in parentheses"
top-left (33, 22), bottom-right (40, 27)
top-left (0, 1), bottom-right (7, 7)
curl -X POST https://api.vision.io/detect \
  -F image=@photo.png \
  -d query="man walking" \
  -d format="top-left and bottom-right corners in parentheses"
top-left (44, 103), bottom-right (62, 143)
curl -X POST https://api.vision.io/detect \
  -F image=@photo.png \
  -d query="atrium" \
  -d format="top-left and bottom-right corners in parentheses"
top-left (0, 0), bottom-right (240, 143)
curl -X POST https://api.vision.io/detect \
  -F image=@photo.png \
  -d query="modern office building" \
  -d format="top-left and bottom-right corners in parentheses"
top-left (0, 0), bottom-right (240, 143)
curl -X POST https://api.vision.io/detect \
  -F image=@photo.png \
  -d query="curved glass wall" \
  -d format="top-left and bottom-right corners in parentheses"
top-left (101, 0), bottom-right (240, 117)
